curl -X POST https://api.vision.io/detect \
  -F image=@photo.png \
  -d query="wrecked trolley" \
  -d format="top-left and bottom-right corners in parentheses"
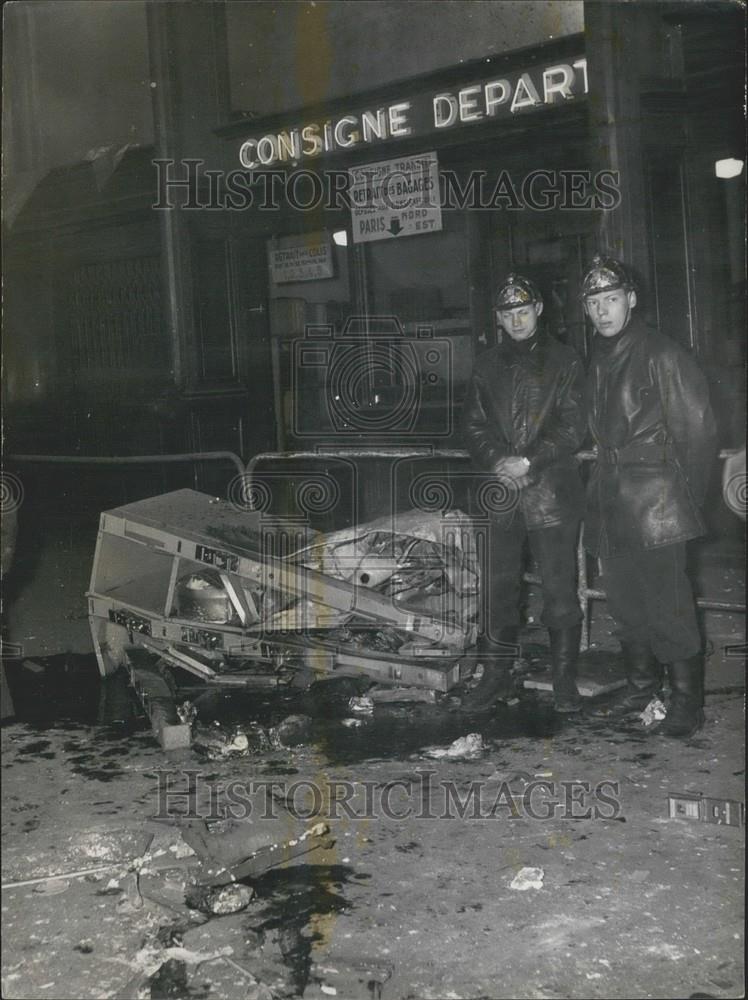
top-left (87, 489), bottom-right (479, 742)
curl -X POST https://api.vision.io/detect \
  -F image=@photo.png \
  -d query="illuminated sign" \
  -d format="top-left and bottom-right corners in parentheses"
top-left (237, 57), bottom-right (587, 168)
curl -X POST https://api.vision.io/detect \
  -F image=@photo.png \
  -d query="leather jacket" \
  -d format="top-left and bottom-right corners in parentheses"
top-left (461, 330), bottom-right (585, 529)
top-left (585, 316), bottom-right (717, 556)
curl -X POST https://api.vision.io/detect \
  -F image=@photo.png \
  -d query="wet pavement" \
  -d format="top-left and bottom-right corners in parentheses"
top-left (2, 640), bottom-right (745, 1000)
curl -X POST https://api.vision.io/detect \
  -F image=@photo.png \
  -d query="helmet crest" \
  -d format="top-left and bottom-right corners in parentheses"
top-left (496, 273), bottom-right (542, 309)
top-left (581, 255), bottom-right (634, 297)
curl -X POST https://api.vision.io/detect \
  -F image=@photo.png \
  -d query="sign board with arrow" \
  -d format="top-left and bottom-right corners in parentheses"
top-left (349, 151), bottom-right (442, 244)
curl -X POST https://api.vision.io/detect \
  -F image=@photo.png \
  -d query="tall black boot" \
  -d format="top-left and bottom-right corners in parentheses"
top-left (659, 655), bottom-right (705, 739)
top-left (458, 627), bottom-right (518, 713)
top-left (586, 641), bottom-right (663, 718)
top-left (550, 625), bottom-right (582, 713)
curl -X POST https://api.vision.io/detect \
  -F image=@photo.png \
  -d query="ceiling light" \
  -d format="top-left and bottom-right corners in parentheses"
top-left (715, 158), bottom-right (744, 179)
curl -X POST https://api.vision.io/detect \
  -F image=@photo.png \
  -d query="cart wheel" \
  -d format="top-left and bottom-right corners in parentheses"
top-left (91, 618), bottom-right (130, 678)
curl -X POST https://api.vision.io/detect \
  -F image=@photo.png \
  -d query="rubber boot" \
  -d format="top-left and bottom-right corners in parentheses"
top-left (586, 641), bottom-right (662, 718)
top-left (659, 655), bottom-right (705, 739)
top-left (550, 624), bottom-right (583, 713)
top-left (458, 628), bottom-right (518, 713)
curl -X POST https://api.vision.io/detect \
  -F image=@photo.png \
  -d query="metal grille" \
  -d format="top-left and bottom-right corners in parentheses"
top-left (65, 256), bottom-right (165, 372)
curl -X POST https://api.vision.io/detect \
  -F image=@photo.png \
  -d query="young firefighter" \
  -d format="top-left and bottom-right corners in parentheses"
top-left (581, 256), bottom-right (717, 738)
top-left (460, 274), bottom-right (586, 713)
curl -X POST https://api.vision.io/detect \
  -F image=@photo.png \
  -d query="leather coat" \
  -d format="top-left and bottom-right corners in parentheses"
top-left (584, 316), bottom-right (717, 557)
top-left (461, 330), bottom-right (585, 529)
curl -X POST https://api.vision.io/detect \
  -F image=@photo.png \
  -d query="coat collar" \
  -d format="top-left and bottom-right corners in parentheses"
top-left (498, 327), bottom-right (547, 369)
top-left (591, 314), bottom-right (647, 365)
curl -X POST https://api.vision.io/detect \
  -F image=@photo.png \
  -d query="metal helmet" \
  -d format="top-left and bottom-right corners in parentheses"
top-left (495, 273), bottom-right (542, 309)
top-left (581, 255), bottom-right (634, 297)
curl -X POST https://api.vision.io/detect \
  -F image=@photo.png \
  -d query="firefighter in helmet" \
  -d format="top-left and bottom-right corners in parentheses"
top-left (581, 255), bottom-right (717, 738)
top-left (460, 274), bottom-right (586, 713)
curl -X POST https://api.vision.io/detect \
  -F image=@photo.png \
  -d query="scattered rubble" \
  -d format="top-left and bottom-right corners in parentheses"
top-left (340, 717), bottom-right (363, 728)
top-left (177, 819), bottom-right (334, 887)
top-left (191, 713), bottom-right (317, 758)
top-left (31, 878), bottom-right (70, 895)
top-left (3, 650), bottom-right (744, 999)
top-left (348, 695), bottom-right (374, 715)
top-left (307, 956), bottom-right (394, 999)
top-left (423, 733), bottom-right (484, 759)
top-left (509, 867), bottom-right (545, 891)
top-left (177, 699), bottom-right (198, 726)
top-left (271, 714), bottom-right (313, 747)
top-left (193, 720), bottom-right (272, 759)
top-left (186, 883), bottom-right (255, 916)
top-left (640, 697), bottom-right (667, 727)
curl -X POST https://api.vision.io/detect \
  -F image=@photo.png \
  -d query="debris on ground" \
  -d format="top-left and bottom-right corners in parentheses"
top-left (270, 714), bottom-right (313, 747)
top-left (348, 695), bottom-right (375, 715)
top-left (3, 640), bottom-right (744, 999)
top-left (423, 733), bottom-right (484, 759)
top-left (192, 721), bottom-right (269, 759)
top-left (307, 956), bottom-right (394, 998)
top-left (191, 713), bottom-right (316, 756)
top-left (31, 878), bottom-right (70, 895)
top-left (186, 883), bottom-right (255, 915)
top-left (177, 699), bottom-right (198, 725)
top-left (179, 820), bottom-right (334, 886)
top-left (293, 677), bottom-right (370, 721)
top-left (509, 867), bottom-right (545, 891)
top-left (117, 869), bottom-right (145, 913)
top-left (60, 816), bottom-right (342, 997)
top-left (129, 856), bottom-right (353, 999)
top-left (3, 829), bottom-right (156, 891)
top-left (629, 869), bottom-right (651, 883)
top-left (640, 697), bottom-right (667, 727)
top-left (133, 941), bottom-right (235, 983)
